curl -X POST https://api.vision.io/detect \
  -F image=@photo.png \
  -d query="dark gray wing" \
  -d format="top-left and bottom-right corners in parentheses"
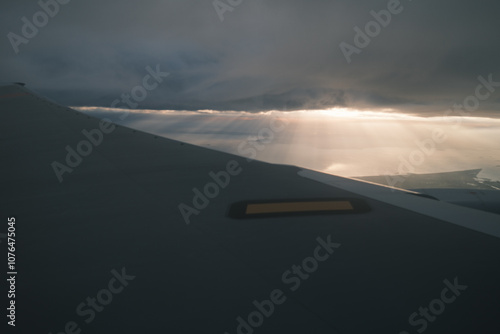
top-left (1, 84), bottom-right (499, 334)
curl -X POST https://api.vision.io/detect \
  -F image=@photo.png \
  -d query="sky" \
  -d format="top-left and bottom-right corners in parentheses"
top-left (76, 106), bottom-right (500, 184)
top-left (2, 0), bottom-right (500, 183)
top-left (1, 0), bottom-right (500, 115)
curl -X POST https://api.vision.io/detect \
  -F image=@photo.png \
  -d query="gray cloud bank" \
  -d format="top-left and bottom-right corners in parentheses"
top-left (1, 0), bottom-right (500, 115)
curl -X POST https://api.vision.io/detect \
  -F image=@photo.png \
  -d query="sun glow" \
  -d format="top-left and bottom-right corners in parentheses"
top-left (75, 106), bottom-right (500, 185)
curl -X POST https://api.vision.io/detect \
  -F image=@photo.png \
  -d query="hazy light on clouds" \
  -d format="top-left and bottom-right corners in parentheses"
top-left (1, 0), bottom-right (499, 115)
top-left (75, 107), bottom-right (500, 181)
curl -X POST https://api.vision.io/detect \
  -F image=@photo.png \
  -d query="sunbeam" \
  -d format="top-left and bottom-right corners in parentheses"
top-left (75, 106), bottom-right (500, 186)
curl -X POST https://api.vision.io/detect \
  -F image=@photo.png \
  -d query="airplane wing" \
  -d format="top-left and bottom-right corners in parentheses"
top-left (1, 83), bottom-right (499, 334)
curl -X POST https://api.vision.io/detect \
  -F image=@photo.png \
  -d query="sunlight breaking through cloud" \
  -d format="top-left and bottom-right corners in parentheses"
top-left (75, 106), bottom-right (500, 183)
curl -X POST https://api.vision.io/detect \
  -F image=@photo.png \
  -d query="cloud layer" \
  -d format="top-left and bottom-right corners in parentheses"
top-left (1, 0), bottom-right (500, 115)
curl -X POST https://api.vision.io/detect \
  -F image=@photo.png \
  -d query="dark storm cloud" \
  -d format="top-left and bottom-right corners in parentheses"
top-left (1, 0), bottom-right (499, 114)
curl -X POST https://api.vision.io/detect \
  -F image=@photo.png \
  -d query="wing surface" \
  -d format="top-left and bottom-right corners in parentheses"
top-left (1, 84), bottom-right (499, 334)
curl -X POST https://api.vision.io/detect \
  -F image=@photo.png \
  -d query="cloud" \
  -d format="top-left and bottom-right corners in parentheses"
top-left (1, 0), bottom-right (499, 115)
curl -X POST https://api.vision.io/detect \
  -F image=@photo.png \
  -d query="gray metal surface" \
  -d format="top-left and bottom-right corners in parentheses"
top-left (1, 84), bottom-right (499, 333)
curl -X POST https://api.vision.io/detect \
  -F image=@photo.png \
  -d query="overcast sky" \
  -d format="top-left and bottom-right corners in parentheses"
top-left (1, 0), bottom-right (500, 115)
